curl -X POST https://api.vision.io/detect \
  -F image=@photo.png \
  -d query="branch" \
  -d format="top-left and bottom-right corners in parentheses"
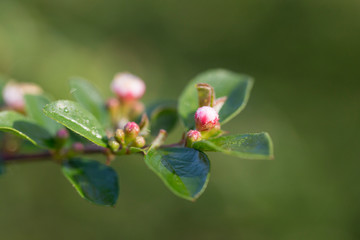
top-left (1, 139), bottom-right (185, 164)
top-left (1, 144), bottom-right (107, 164)
top-left (1, 151), bottom-right (52, 163)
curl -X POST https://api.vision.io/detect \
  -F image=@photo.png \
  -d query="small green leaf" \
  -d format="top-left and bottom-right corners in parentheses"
top-left (178, 69), bottom-right (253, 129)
top-left (150, 108), bottom-right (178, 136)
top-left (0, 111), bottom-right (54, 148)
top-left (129, 147), bottom-right (145, 153)
top-left (146, 101), bottom-right (178, 136)
top-left (144, 147), bottom-right (210, 201)
top-left (62, 158), bottom-right (119, 206)
top-left (69, 78), bottom-right (110, 128)
top-left (43, 100), bottom-right (107, 147)
top-left (192, 132), bottom-right (274, 160)
top-left (25, 94), bottom-right (61, 135)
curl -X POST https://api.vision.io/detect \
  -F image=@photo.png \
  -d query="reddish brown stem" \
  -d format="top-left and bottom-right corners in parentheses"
top-left (1, 144), bottom-right (107, 164)
top-left (0, 138), bottom-right (185, 164)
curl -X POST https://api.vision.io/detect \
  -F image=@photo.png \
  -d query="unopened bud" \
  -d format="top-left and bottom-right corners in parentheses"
top-left (56, 128), bottom-right (69, 139)
top-left (124, 121), bottom-right (140, 143)
top-left (106, 98), bottom-right (120, 109)
top-left (115, 129), bottom-right (125, 145)
top-left (195, 106), bottom-right (219, 131)
top-left (3, 81), bottom-right (43, 112)
top-left (72, 142), bottom-right (85, 153)
top-left (108, 138), bottom-right (120, 152)
top-left (129, 101), bottom-right (145, 119)
top-left (186, 130), bottom-right (202, 147)
top-left (133, 136), bottom-right (146, 148)
top-left (55, 128), bottom-right (69, 149)
top-left (111, 72), bottom-right (146, 101)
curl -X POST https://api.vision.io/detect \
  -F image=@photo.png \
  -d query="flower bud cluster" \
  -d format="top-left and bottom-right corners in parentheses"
top-left (3, 81), bottom-right (43, 112)
top-left (111, 73), bottom-right (146, 102)
top-left (108, 72), bottom-right (146, 128)
top-left (186, 98), bottom-right (221, 147)
top-left (109, 121), bottom-right (146, 153)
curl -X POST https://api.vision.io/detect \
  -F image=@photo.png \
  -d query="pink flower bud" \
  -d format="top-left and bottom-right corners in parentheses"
top-left (111, 73), bottom-right (146, 101)
top-left (56, 128), bottom-right (69, 139)
top-left (55, 128), bottom-right (69, 149)
top-left (124, 121), bottom-right (140, 142)
top-left (187, 130), bottom-right (202, 141)
top-left (194, 106), bottom-right (219, 131)
top-left (72, 142), bottom-right (85, 152)
top-left (186, 130), bottom-right (202, 147)
top-left (129, 101), bottom-right (145, 119)
top-left (3, 81), bottom-right (42, 111)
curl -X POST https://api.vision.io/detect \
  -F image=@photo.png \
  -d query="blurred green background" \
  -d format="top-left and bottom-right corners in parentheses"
top-left (0, 0), bottom-right (359, 239)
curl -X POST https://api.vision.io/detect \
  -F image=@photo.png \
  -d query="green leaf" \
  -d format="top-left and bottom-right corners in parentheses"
top-left (192, 132), bottom-right (274, 160)
top-left (150, 107), bottom-right (178, 136)
top-left (144, 147), bottom-right (210, 201)
top-left (69, 78), bottom-right (110, 128)
top-left (146, 101), bottom-right (178, 136)
top-left (62, 158), bottom-right (119, 206)
top-left (0, 111), bottom-right (54, 148)
top-left (43, 100), bottom-right (107, 147)
top-left (24, 94), bottom-right (62, 135)
top-left (129, 147), bottom-right (146, 153)
top-left (178, 69), bottom-right (253, 129)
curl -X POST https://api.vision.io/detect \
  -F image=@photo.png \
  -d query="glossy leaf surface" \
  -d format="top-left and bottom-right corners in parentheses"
top-left (25, 94), bottom-right (61, 135)
top-left (0, 111), bottom-right (53, 148)
top-left (192, 132), bottom-right (274, 159)
top-left (70, 78), bottom-right (110, 128)
top-left (43, 100), bottom-right (107, 147)
top-left (146, 101), bottom-right (178, 136)
top-left (62, 158), bottom-right (119, 206)
top-left (145, 147), bottom-right (210, 201)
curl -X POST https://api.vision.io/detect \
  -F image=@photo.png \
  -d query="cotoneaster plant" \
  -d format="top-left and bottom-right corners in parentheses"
top-left (0, 69), bottom-right (274, 205)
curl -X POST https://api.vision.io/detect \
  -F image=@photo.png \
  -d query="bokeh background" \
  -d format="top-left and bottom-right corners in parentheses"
top-left (0, 0), bottom-right (359, 239)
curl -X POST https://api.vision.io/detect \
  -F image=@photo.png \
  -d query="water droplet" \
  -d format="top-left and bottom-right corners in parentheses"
top-left (63, 107), bottom-right (69, 113)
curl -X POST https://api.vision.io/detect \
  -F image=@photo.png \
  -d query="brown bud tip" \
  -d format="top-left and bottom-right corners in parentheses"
top-left (196, 83), bottom-right (215, 107)
top-left (133, 136), bottom-right (146, 148)
top-left (150, 129), bottom-right (168, 149)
